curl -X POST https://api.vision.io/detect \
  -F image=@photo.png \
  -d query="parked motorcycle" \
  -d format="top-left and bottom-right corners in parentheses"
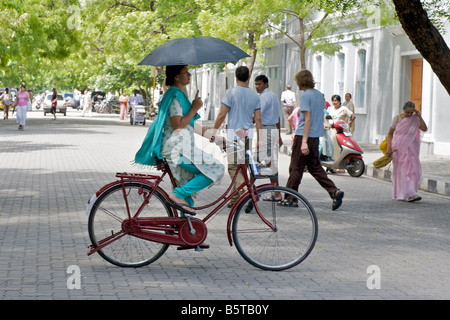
top-left (321, 115), bottom-right (365, 177)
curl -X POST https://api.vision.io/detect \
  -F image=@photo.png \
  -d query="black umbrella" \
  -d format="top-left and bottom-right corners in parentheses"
top-left (139, 36), bottom-right (249, 66)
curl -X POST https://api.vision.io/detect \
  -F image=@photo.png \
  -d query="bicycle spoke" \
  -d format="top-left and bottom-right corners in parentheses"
top-left (232, 186), bottom-right (318, 271)
top-left (88, 183), bottom-right (172, 268)
top-left (94, 204), bottom-right (125, 223)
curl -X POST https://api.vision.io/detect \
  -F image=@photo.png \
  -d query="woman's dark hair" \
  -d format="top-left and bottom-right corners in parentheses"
top-left (5, 88), bottom-right (9, 93)
top-left (331, 94), bottom-right (341, 104)
top-left (165, 65), bottom-right (186, 86)
top-left (403, 101), bottom-right (415, 110)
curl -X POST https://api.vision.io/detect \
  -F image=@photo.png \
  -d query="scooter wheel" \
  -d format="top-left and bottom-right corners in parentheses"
top-left (347, 158), bottom-right (365, 177)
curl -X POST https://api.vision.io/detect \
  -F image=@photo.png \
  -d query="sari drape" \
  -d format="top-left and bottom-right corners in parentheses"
top-left (134, 86), bottom-right (223, 206)
top-left (391, 115), bottom-right (422, 200)
top-left (134, 86), bottom-right (199, 166)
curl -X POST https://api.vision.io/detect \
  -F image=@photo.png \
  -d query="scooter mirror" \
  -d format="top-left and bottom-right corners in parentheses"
top-left (326, 115), bottom-right (332, 120)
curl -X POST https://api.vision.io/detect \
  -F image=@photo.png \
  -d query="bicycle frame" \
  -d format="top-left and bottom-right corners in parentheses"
top-left (87, 159), bottom-right (278, 256)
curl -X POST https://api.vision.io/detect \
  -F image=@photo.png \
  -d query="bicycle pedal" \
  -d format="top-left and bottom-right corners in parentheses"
top-left (177, 244), bottom-right (210, 251)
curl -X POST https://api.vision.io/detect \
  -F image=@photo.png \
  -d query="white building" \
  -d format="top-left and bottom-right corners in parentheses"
top-left (263, 16), bottom-right (450, 156)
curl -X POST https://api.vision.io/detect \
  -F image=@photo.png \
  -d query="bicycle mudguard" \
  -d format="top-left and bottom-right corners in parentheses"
top-left (85, 193), bottom-right (98, 217)
top-left (85, 180), bottom-right (124, 217)
top-left (225, 183), bottom-right (277, 246)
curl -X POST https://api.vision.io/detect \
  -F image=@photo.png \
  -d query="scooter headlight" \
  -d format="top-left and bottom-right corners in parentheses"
top-left (343, 140), bottom-right (354, 148)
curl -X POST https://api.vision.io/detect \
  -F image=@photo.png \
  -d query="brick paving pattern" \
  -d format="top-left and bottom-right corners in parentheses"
top-left (0, 110), bottom-right (449, 300)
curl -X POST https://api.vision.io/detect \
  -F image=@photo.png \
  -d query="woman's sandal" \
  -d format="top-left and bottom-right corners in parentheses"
top-left (277, 199), bottom-right (298, 207)
top-left (332, 189), bottom-right (344, 211)
top-left (166, 201), bottom-right (196, 216)
top-left (407, 195), bottom-right (422, 202)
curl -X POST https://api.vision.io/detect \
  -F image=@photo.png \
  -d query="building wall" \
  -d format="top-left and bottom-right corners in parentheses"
top-left (264, 22), bottom-right (450, 156)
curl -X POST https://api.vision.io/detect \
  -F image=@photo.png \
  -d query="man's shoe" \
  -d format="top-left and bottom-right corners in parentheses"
top-left (332, 189), bottom-right (344, 211)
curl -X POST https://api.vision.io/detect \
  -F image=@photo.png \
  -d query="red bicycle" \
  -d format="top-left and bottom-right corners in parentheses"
top-left (86, 149), bottom-right (318, 271)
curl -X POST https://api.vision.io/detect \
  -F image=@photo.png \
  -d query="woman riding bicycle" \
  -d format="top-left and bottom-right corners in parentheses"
top-left (134, 65), bottom-right (225, 214)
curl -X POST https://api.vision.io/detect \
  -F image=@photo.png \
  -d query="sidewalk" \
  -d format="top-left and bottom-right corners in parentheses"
top-left (279, 129), bottom-right (450, 197)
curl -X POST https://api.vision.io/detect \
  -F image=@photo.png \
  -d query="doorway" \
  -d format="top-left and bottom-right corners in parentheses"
top-left (410, 58), bottom-right (423, 112)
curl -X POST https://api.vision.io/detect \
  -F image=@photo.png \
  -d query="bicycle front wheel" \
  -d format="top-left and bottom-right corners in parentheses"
top-left (232, 186), bottom-right (318, 271)
top-left (88, 182), bottom-right (172, 268)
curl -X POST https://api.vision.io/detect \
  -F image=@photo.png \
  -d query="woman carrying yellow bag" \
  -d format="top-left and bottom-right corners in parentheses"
top-left (386, 102), bottom-right (427, 202)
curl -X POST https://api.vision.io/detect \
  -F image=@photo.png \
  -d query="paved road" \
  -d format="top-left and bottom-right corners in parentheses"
top-left (0, 109), bottom-right (449, 301)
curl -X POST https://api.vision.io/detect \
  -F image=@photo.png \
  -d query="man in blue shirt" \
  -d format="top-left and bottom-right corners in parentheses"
top-left (211, 66), bottom-right (263, 207)
top-left (254, 75), bottom-right (283, 201)
top-left (283, 70), bottom-right (344, 211)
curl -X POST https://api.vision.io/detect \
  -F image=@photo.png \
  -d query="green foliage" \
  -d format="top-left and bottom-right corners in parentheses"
top-left (0, 0), bottom-right (447, 93)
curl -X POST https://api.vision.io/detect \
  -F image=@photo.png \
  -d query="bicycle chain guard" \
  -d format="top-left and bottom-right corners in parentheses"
top-left (179, 218), bottom-right (207, 246)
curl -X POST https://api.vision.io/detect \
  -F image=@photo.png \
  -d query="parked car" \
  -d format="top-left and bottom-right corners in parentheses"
top-left (63, 92), bottom-right (75, 108)
top-left (43, 94), bottom-right (66, 116)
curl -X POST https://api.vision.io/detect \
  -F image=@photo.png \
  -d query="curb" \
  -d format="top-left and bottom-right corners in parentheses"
top-left (280, 145), bottom-right (450, 197)
top-left (365, 165), bottom-right (450, 197)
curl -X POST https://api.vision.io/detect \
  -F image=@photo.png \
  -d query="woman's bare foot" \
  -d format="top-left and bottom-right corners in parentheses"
top-left (168, 193), bottom-right (195, 214)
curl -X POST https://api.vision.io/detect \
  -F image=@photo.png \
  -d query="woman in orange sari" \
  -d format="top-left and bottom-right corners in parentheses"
top-left (386, 101), bottom-right (428, 202)
top-left (119, 92), bottom-right (128, 120)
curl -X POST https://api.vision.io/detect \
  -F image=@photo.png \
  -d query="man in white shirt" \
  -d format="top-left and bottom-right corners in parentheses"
top-left (81, 89), bottom-right (92, 117)
top-left (129, 90), bottom-right (144, 106)
top-left (280, 85), bottom-right (297, 134)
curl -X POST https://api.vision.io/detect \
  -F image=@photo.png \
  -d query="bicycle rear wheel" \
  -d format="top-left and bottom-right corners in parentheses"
top-left (88, 182), bottom-right (172, 268)
top-left (232, 186), bottom-right (318, 271)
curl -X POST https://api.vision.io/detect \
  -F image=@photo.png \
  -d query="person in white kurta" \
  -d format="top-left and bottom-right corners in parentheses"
top-left (327, 94), bottom-right (355, 160)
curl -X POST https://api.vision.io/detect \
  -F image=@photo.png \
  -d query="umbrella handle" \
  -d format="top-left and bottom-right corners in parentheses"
top-left (225, 62), bottom-right (228, 90)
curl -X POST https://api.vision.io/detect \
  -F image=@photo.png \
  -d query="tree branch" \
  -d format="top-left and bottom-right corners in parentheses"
top-left (307, 13), bottom-right (329, 42)
top-left (268, 23), bottom-right (302, 48)
top-left (109, 1), bottom-right (142, 11)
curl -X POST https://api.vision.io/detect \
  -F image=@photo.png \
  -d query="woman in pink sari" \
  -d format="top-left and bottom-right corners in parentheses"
top-left (386, 101), bottom-right (428, 202)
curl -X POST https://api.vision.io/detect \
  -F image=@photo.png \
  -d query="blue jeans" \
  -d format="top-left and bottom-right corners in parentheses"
top-left (173, 156), bottom-right (213, 207)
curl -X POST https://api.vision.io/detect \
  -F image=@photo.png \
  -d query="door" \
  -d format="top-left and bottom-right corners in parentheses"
top-left (410, 58), bottom-right (423, 112)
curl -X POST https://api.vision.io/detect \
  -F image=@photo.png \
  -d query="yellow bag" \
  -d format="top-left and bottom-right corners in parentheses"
top-left (379, 137), bottom-right (388, 155)
top-left (379, 115), bottom-right (399, 155)
top-left (373, 155), bottom-right (392, 169)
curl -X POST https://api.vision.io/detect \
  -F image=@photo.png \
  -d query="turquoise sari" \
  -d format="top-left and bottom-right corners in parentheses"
top-left (134, 86), bottom-right (224, 207)
top-left (134, 86), bottom-right (200, 166)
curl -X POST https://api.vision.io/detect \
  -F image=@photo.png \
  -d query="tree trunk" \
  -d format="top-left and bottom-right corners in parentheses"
top-left (299, 17), bottom-right (306, 70)
top-left (246, 32), bottom-right (258, 76)
top-left (392, 0), bottom-right (450, 95)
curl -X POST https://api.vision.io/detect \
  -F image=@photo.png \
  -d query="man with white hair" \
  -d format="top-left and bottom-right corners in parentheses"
top-left (280, 84), bottom-right (297, 135)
